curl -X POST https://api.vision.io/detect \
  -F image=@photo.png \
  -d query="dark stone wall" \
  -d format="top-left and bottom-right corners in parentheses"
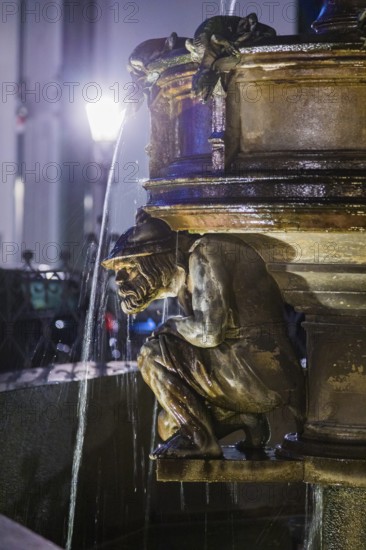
top-left (0, 370), bottom-right (154, 547)
top-left (0, 368), bottom-right (305, 548)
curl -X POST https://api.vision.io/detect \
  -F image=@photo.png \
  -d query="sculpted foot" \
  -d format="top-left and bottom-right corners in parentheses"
top-left (234, 414), bottom-right (271, 452)
top-left (151, 432), bottom-right (223, 459)
top-left (234, 444), bottom-right (270, 460)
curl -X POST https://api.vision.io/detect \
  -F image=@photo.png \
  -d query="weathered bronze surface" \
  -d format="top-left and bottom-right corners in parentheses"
top-left (128, 33), bottom-right (188, 79)
top-left (185, 15), bottom-right (276, 101)
top-left (128, 33), bottom-right (189, 110)
top-left (103, 213), bottom-right (305, 458)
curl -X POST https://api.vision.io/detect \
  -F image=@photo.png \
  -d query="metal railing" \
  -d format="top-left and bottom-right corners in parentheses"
top-left (0, 250), bottom-right (86, 372)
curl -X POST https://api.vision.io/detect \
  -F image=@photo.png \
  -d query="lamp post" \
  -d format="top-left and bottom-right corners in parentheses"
top-left (84, 98), bottom-right (125, 235)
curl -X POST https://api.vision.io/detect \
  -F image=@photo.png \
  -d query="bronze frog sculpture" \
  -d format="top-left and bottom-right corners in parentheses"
top-left (186, 14), bottom-right (277, 101)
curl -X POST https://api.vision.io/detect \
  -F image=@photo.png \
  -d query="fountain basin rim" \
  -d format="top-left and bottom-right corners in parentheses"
top-left (145, 36), bottom-right (366, 76)
top-left (144, 171), bottom-right (366, 188)
top-left (145, 203), bottom-right (366, 234)
top-left (216, 40), bottom-right (366, 70)
top-left (0, 361), bottom-right (138, 393)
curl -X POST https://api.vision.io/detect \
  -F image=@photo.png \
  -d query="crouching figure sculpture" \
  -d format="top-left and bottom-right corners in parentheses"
top-left (102, 213), bottom-right (304, 458)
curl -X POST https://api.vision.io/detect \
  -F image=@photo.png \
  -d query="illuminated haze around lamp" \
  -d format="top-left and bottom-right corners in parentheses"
top-left (86, 98), bottom-right (125, 142)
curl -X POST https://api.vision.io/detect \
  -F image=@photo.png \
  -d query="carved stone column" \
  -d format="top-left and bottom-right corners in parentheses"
top-left (268, 262), bottom-right (366, 461)
top-left (143, 53), bottom-right (213, 179)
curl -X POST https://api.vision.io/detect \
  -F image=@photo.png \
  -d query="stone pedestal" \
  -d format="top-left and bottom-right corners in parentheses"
top-left (281, 316), bottom-right (366, 460)
top-left (306, 485), bottom-right (366, 550)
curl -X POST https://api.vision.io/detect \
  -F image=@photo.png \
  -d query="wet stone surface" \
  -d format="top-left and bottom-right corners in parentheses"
top-left (155, 446), bottom-right (304, 483)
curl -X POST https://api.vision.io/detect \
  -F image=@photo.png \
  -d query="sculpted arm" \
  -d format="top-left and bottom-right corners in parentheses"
top-left (157, 241), bottom-right (231, 347)
top-left (211, 33), bottom-right (241, 56)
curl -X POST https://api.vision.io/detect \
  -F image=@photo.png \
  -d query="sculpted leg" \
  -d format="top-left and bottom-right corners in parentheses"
top-left (157, 410), bottom-right (178, 441)
top-left (138, 341), bottom-right (222, 458)
top-left (210, 406), bottom-right (271, 448)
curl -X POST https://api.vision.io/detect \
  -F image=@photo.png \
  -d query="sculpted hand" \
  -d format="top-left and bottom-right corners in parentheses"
top-left (235, 31), bottom-right (253, 45)
top-left (211, 35), bottom-right (240, 56)
top-left (224, 41), bottom-right (240, 56)
top-left (149, 317), bottom-right (183, 340)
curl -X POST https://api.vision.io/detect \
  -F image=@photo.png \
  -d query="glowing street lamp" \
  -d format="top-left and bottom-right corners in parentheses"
top-left (84, 98), bottom-right (125, 235)
top-left (85, 98), bottom-right (125, 143)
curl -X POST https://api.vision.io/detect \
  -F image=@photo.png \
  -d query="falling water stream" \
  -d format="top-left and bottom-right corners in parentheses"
top-left (143, 297), bottom-right (169, 548)
top-left (143, 398), bottom-right (159, 548)
top-left (304, 485), bottom-right (322, 550)
top-left (66, 106), bottom-right (131, 550)
top-left (220, 0), bottom-right (238, 15)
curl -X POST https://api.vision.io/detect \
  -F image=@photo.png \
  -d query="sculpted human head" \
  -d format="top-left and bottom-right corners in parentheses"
top-left (237, 13), bottom-right (258, 34)
top-left (102, 211), bottom-right (193, 314)
top-left (109, 252), bottom-right (179, 314)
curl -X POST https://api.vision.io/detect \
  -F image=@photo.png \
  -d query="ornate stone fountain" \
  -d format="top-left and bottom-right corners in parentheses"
top-left (104, 2), bottom-right (366, 547)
